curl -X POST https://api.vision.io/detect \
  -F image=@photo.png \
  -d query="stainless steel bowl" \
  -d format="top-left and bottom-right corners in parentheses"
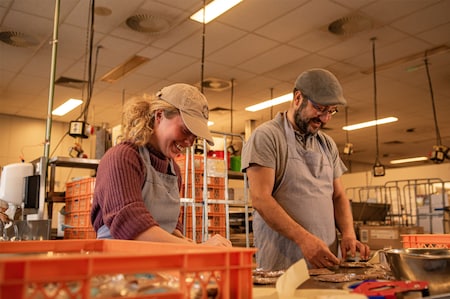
top-left (381, 248), bottom-right (450, 295)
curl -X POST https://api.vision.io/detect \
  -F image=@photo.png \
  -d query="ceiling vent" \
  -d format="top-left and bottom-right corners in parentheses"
top-left (328, 14), bottom-right (373, 36)
top-left (125, 13), bottom-right (171, 34)
top-left (0, 30), bottom-right (39, 47)
top-left (198, 78), bottom-right (232, 92)
top-left (55, 77), bottom-right (87, 89)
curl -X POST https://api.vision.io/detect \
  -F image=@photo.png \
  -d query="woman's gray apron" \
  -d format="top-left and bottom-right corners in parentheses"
top-left (97, 146), bottom-right (180, 239)
top-left (253, 115), bottom-right (338, 270)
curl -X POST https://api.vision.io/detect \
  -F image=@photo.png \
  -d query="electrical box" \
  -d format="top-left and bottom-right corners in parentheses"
top-left (69, 121), bottom-right (90, 138)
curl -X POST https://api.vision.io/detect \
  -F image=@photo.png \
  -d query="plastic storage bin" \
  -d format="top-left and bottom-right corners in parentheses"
top-left (401, 234), bottom-right (450, 248)
top-left (65, 177), bottom-right (96, 197)
top-left (0, 239), bottom-right (255, 299)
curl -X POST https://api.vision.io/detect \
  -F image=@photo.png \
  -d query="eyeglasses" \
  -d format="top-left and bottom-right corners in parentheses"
top-left (307, 98), bottom-right (338, 116)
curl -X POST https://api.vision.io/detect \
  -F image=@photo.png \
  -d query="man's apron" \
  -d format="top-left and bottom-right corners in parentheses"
top-left (253, 115), bottom-right (338, 270)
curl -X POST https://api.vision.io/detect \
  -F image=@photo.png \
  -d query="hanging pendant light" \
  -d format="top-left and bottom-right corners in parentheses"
top-left (343, 106), bottom-right (353, 155)
top-left (371, 37), bottom-right (385, 177)
top-left (193, 0), bottom-right (207, 154)
top-left (227, 78), bottom-right (239, 155)
top-left (425, 55), bottom-right (449, 163)
top-left (343, 106), bottom-right (353, 172)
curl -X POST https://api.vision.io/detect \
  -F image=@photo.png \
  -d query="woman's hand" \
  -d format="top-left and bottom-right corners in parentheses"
top-left (201, 234), bottom-right (232, 247)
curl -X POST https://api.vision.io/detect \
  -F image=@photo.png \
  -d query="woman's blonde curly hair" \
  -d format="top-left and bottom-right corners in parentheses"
top-left (121, 94), bottom-right (179, 146)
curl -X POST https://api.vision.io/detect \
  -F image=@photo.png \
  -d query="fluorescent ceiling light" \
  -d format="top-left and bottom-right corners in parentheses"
top-left (390, 156), bottom-right (428, 164)
top-left (52, 98), bottom-right (83, 116)
top-left (190, 0), bottom-right (243, 24)
top-left (343, 117), bottom-right (398, 131)
top-left (208, 121), bottom-right (214, 126)
top-left (101, 55), bottom-right (150, 83)
top-left (245, 93), bottom-right (292, 112)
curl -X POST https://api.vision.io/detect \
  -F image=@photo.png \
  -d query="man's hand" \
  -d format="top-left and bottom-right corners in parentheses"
top-left (299, 234), bottom-right (340, 268)
top-left (340, 235), bottom-right (370, 261)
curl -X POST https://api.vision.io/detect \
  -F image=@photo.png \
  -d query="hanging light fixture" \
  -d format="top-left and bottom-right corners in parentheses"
top-left (343, 106), bottom-right (353, 155)
top-left (425, 55), bottom-right (449, 163)
top-left (227, 78), bottom-right (239, 156)
top-left (343, 106), bottom-right (353, 172)
top-left (370, 37), bottom-right (385, 177)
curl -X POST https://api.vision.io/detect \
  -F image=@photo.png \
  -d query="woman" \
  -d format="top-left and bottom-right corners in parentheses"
top-left (91, 83), bottom-right (231, 247)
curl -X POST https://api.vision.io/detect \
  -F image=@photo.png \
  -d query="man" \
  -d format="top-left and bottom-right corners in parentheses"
top-left (241, 68), bottom-right (369, 270)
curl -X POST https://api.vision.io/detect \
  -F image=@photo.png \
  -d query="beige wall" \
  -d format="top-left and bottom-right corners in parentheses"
top-left (0, 114), bottom-right (97, 223)
top-left (2, 114), bottom-right (449, 226)
top-left (0, 114), bottom-right (96, 189)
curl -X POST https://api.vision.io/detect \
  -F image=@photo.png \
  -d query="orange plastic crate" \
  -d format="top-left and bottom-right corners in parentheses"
top-left (65, 194), bottom-right (93, 213)
top-left (180, 185), bottom-right (203, 201)
top-left (0, 239), bottom-right (255, 299)
top-left (209, 214), bottom-right (226, 227)
top-left (65, 211), bottom-right (92, 227)
top-left (209, 204), bottom-right (225, 214)
top-left (175, 154), bottom-right (204, 172)
top-left (64, 227), bottom-right (97, 239)
top-left (184, 214), bottom-right (226, 230)
top-left (182, 204), bottom-right (226, 215)
top-left (401, 234), bottom-right (450, 248)
top-left (183, 174), bottom-right (225, 187)
top-left (65, 177), bottom-right (96, 197)
top-left (207, 187), bottom-right (225, 200)
top-left (206, 176), bottom-right (225, 187)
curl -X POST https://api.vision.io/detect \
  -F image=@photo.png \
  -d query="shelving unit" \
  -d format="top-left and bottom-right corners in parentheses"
top-left (46, 156), bottom-right (99, 221)
top-left (179, 131), bottom-right (252, 247)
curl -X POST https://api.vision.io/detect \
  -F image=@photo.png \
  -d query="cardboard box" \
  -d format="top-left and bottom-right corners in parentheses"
top-left (358, 225), bottom-right (424, 250)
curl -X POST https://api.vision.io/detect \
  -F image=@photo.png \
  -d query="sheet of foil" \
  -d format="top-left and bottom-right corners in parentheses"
top-left (252, 268), bottom-right (285, 285)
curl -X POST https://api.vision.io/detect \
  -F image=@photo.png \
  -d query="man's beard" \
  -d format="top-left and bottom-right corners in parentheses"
top-left (294, 108), bottom-right (322, 135)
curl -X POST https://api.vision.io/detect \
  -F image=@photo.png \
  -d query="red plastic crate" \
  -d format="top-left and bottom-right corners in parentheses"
top-left (0, 239), bottom-right (255, 299)
top-left (401, 234), bottom-right (450, 248)
top-left (65, 177), bottom-right (96, 197)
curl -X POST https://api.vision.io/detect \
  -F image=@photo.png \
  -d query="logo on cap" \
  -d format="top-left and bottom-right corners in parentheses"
top-left (202, 105), bottom-right (209, 119)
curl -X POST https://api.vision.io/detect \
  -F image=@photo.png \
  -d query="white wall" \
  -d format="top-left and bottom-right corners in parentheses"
top-left (342, 163), bottom-right (450, 190)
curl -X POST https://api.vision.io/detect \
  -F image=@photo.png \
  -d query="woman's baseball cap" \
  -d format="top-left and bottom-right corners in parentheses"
top-left (157, 83), bottom-right (214, 146)
top-left (295, 68), bottom-right (347, 106)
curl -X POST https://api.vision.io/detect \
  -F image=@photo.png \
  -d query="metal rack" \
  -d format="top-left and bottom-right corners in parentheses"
top-left (180, 131), bottom-right (252, 247)
top-left (384, 178), bottom-right (447, 234)
top-left (346, 178), bottom-right (448, 233)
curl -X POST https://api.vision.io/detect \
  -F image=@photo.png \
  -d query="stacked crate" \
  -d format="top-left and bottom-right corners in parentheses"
top-left (64, 177), bottom-right (96, 239)
top-left (175, 154), bottom-right (227, 243)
